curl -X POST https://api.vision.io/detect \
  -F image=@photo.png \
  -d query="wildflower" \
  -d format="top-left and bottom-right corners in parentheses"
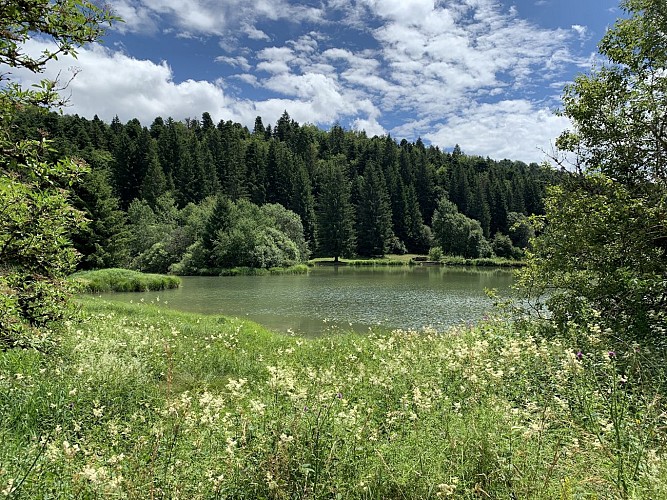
top-left (336, 392), bottom-right (343, 399)
top-left (279, 433), bottom-right (294, 444)
top-left (608, 351), bottom-right (616, 359)
top-left (2, 478), bottom-right (15, 496)
top-left (576, 351), bottom-right (583, 360)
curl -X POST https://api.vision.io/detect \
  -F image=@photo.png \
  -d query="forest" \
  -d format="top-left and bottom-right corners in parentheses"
top-left (10, 108), bottom-right (555, 273)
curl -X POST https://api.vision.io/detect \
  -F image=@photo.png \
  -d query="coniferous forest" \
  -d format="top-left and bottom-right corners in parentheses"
top-left (11, 108), bottom-right (557, 273)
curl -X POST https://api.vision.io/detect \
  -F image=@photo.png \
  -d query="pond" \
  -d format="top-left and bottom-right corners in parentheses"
top-left (98, 266), bottom-right (515, 335)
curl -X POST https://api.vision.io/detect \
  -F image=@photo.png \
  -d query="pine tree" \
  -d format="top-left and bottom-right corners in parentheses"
top-left (316, 156), bottom-right (356, 262)
top-left (355, 162), bottom-right (393, 256)
top-left (140, 140), bottom-right (167, 208)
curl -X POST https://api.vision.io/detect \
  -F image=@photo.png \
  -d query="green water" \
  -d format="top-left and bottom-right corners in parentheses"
top-left (99, 266), bottom-right (515, 335)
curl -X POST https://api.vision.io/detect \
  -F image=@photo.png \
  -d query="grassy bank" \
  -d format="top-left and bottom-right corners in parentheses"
top-left (310, 255), bottom-right (525, 268)
top-left (1, 300), bottom-right (666, 498)
top-left (438, 256), bottom-right (526, 268)
top-left (71, 269), bottom-right (181, 293)
top-left (172, 264), bottom-right (310, 276)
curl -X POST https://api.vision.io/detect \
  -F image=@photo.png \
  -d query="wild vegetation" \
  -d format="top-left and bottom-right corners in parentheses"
top-left (1, 300), bottom-right (666, 498)
top-left (70, 269), bottom-right (181, 293)
top-left (1, 0), bottom-right (667, 498)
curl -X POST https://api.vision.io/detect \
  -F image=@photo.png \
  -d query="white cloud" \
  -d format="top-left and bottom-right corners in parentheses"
top-left (5, 39), bottom-right (382, 137)
top-left (256, 46), bottom-right (296, 74)
top-left (571, 24), bottom-right (588, 40)
top-left (243, 24), bottom-right (270, 41)
top-left (111, 0), bottom-right (325, 36)
top-left (352, 117), bottom-right (387, 137)
top-left (424, 100), bottom-right (570, 163)
top-left (215, 55), bottom-right (251, 71)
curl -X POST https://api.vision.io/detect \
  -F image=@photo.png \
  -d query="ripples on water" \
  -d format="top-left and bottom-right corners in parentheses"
top-left (99, 266), bottom-right (515, 336)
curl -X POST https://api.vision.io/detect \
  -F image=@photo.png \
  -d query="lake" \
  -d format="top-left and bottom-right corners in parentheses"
top-left (98, 266), bottom-right (515, 335)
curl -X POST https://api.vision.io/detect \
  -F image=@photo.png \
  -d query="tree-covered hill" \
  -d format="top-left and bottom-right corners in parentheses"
top-left (11, 109), bottom-right (559, 271)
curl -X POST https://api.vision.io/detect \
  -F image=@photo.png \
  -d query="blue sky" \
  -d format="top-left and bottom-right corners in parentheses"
top-left (13, 0), bottom-right (620, 163)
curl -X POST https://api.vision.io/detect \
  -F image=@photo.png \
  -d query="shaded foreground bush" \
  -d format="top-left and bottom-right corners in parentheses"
top-left (1, 300), bottom-right (666, 498)
top-left (71, 268), bottom-right (181, 293)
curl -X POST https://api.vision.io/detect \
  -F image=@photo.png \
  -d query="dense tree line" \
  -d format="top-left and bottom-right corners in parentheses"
top-left (10, 108), bottom-right (558, 273)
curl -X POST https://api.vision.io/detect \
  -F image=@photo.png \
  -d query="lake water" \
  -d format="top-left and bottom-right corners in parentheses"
top-left (98, 266), bottom-right (515, 335)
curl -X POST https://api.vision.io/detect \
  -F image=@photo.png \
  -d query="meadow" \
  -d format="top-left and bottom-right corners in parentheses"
top-left (2, 298), bottom-right (666, 498)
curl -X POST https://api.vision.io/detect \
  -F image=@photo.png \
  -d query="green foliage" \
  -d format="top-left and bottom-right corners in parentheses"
top-left (491, 232), bottom-right (523, 260)
top-left (0, 147), bottom-right (87, 348)
top-left (355, 162), bottom-right (393, 257)
top-left (428, 246), bottom-right (443, 261)
top-left (173, 198), bottom-right (308, 273)
top-left (0, 0), bottom-right (114, 75)
top-left (431, 197), bottom-right (493, 259)
top-left (71, 268), bottom-right (181, 293)
top-left (519, 176), bottom-right (666, 336)
top-left (0, 0), bottom-right (115, 349)
top-left (557, 0), bottom-right (667, 185)
top-left (523, 0), bottom-right (667, 340)
top-left (2, 300), bottom-right (666, 497)
top-left (315, 156), bottom-right (356, 261)
top-left (12, 108), bottom-right (557, 268)
top-left (71, 165), bottom-right (129, 270)
top-left (507, 211), bottom-right (534, 249)
top-left (211, 201), bottom-right (301, 269)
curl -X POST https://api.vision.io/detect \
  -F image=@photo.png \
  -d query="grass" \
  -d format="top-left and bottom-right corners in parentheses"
top-left (309, 256), bottom-right (412, 266)
top-left (70, 269), bottom-right (181, 293)
top-left (219, 264), bottom-right (310, 276)
top-left (439, 256), bottom-right (526, 268)
top-left (1, 299), bottom-right (666, 498)
top-left (310, 255), bottom-right (525, 268)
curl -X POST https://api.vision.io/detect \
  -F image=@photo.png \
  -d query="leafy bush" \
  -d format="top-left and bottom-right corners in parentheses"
top-left (428, 246), bottom-right (443, 261)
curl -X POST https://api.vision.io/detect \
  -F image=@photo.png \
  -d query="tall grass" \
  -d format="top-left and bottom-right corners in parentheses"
top-left (71, 269), bottom-right (181, 293)
top-left (219, 264), bottom-right (310, 276)
top-left (1, 299), bottom-right (666, 498)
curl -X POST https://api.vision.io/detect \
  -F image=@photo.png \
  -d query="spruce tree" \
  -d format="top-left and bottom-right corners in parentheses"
top-left (355, 162), bottom-right (393, 256)
top-left (316, 156), bottom-right (356, 262)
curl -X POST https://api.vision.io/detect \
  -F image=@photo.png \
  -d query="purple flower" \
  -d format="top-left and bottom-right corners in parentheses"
top-left (608, 351), bottom-right (616, 359)
top-left (336, 392), bottom-right (343, 399)
top-left (303, 405), bottom-right (309, 412)
top-left (576, 351), bottom-right (583, 360)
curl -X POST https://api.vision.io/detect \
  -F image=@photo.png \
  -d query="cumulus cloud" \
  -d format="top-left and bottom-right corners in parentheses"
top-left (352, 117), bottom-right (387, 137)
top-left (424, 100), bottom-right (570, 163)
top-left (5, 39), bottom-right (382, 137)
top-left (6, 0), bottom-right (594, 163)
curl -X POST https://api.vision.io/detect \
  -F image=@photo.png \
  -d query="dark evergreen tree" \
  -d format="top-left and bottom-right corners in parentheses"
top-left (253, 116), bottom-right (265, 137)
top-left (140, 140), bottom-right (167, 207)
top-left (245, 139), bottom-right (268, 205)
top-left (355, 162), bottom-right (393, 256)
top-left (316, 156), bottom-right (356, 262)
top-left (72, 155), bottom-right (129, 269)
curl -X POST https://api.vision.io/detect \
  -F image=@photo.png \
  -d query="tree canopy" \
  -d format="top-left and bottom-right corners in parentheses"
top-left (521, 0), bottom-right (667, 338)
top-left (0, 0), bottom-right (115, 349)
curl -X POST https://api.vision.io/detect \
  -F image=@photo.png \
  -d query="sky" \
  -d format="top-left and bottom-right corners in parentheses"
top-left (10, 0), bottom-right (622, 163)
